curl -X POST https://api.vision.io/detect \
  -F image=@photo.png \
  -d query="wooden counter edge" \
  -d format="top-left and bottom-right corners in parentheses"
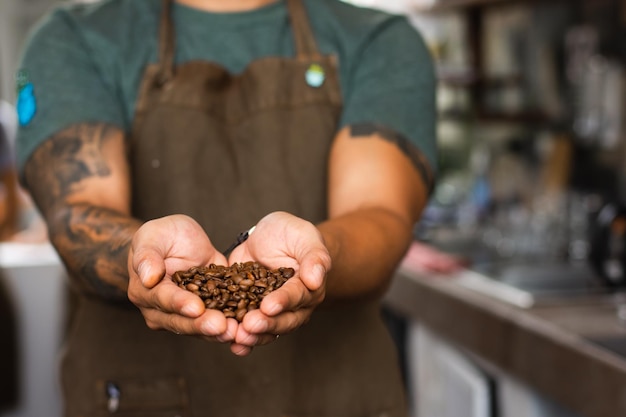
top-left (383, 265), bottom-right (626, 417)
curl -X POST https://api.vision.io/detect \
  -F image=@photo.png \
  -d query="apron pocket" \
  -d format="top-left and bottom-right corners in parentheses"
top-left (94, 376), bottom-right (189, 416)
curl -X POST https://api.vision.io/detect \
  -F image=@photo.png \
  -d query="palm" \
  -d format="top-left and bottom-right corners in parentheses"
top-left (133, 214), bottom-right (228, 283)
top-left (228, 212), bottom-right (307, 270)
top-left (165, 217), bottom-right (228, 273)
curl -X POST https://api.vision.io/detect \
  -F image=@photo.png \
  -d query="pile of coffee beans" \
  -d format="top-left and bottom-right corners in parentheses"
top-left (172, 261), bottom-right (295, 322)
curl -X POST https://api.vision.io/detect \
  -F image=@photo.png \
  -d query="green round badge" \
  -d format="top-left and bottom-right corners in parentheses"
top-left (305, 64), bottom-right (325, 88)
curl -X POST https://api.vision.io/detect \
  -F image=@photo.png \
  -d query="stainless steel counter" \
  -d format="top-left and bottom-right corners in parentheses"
top-left (384, 259), bottom-right (626, 417)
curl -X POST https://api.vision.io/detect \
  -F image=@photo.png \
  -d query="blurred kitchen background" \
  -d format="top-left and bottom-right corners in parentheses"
top-left (0, 0), bottom-right (625, 416)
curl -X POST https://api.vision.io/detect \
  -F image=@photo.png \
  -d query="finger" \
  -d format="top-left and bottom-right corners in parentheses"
top-left (254, 333), bottom-right (281, 346)
top-left (146, 279), bottom-right (206, 317)
top-left (241, 307), bottom-right (310, 336)
top-left (234, 323), bottom-right (281, 347)
top-left (296, 248), bottom-right (330, 291)
top-left (229, 343), bottom-right (253, 356)
top-left (194, 309), bottom-right (231, 337)
top-left (141, 308), bottom-right (208, 336)
top-left (231, 329), bottom-right (279, 357)
top-left (142, 309), bottom-right (230, 342)
top-left (130, 247), bottom-right (167, 289)
top-left (233, 321), bottom-right (258, 346)
top-left (259, 278), bottom-right (317, 317)
top-left (215, 317), bottom-right (239, 343)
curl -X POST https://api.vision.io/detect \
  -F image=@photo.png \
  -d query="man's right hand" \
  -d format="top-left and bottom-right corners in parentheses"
top-left (127, 214), bottom-right (238, 342)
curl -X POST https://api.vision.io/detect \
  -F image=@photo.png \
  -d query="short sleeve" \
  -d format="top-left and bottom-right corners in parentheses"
top-left (339, 17), bottom-right (438, 173)
top-left (15, 9), bottom-right (126, 173)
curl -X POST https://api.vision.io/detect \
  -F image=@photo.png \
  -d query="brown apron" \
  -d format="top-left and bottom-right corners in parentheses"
top-left (60, 1), bottom-right (407, 416)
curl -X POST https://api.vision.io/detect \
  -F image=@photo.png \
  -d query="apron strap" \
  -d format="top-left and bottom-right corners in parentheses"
top-left (286, 0), bottom-right (322, 59)
top-left (157, 0), bottom-right (175, 84)
top-left (156, 0), bottom-right (321, 82)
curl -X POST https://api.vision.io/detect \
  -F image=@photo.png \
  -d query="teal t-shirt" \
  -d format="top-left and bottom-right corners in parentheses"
top-left (16, 0), bottom-right (437, 174)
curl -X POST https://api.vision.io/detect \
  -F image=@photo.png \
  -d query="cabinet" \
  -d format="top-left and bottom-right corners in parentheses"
top-left (405, 322), bottom-right (584, 417)
top-left (414, 0), bottom-right (625, 259)
top-left (415, 0), bottom-right (624, 128)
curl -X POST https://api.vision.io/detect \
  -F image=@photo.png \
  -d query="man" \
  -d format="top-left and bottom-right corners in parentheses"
top-left (16, 0), bottom-right (436, 415)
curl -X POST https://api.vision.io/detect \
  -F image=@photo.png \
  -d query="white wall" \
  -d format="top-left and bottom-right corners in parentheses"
top-left (0, 0), bottom-right (62, 102)
top-left (0, 243), bottom-right (66, 417)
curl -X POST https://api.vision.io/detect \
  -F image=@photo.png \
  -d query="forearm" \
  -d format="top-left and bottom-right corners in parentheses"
top-left (23, 123), bottom-right (136, 301)
top-left (48, 203), bottom-right (141, 301)
top-left (319, 125), bottom-right (431, 302)
top-left (318, 206), bottom-right (414, 302)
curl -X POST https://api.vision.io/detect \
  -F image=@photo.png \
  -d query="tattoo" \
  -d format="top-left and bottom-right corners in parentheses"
top-left (25, 124), bottom-right (115, 210)
top-left (56, 205), bottom-right (138, 300)
top-left (24, 123), bottom-right (138, 302)
top-left (349, 123), bottom-right (434, 192)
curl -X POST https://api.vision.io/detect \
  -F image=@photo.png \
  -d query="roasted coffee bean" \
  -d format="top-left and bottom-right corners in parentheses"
top-left (235, 308), bottom-right (247, 322)
top-left (174, 262), bottom-right (295, 322)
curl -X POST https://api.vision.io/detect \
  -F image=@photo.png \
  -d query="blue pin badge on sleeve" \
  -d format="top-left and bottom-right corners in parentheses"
top-left (16, 69), bottom-right (37, 126)
top-left (305, 63), bottom-right (325, 88)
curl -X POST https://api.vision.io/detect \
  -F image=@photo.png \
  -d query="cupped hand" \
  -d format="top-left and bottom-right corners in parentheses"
top-left (227, 211), bottom-right (331, 355)
top-left (128, 214), bottom-right (237, 342)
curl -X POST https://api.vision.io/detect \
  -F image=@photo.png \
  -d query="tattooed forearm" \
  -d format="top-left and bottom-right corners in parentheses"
top-left (24, 123), bottom-right (119, 212)
top-left (53, 205), bottom-right (141, 300)
top-left (24, 123), bottom-right (137, 301)
top-left (350, 123), bottom-right (434, 192)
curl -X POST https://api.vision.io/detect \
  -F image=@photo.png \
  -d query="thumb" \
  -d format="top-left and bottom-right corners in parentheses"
top-left (130, 248), bottom-right (166, 288)
top-left (298, 248), bottom-right (331, 291)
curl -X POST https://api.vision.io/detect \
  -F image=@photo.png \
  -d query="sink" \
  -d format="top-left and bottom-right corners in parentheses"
top-left (470, 261), bottom-right (608, 296)
top-left (423, 232), bottom-right (623, 307)
top-left (452, 260), bottom-right (621, 308)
